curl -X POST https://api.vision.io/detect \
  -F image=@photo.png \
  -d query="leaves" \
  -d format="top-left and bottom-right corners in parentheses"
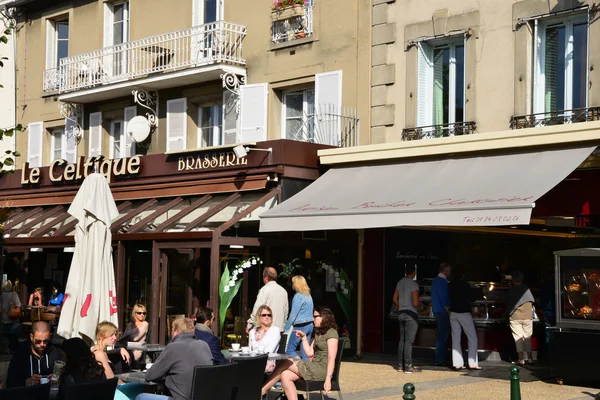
top-left (219, 263), bottom-right (244, 333)
top-left (335, 268), bottom-right (352, 326)
top-left (0, 36), bottom-right (7, 44)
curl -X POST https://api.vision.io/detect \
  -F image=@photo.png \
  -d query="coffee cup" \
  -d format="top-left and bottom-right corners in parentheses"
top-left (241, 346), bottom-right (250, 354)
top-left (40, 378), bottom-right (49, 385)
top-left (257, 345), bottom-right (265, 354)
top-left (231, 343), bottom-right (241, 350)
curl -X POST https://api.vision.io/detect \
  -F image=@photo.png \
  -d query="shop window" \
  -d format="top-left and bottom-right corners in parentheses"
top-left (198, 104), bottom-right (223, 148)
top-left (282, 89), bottom-right (315, 142)
top-left (534, 16), bottom-right (588, 113)
top-left (417, 39), bottom-right (465, 127)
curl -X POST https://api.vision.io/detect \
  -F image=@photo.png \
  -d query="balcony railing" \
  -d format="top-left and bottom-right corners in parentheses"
top-left (44, 21), bottom-right (247, 94)
top-left (271, 5), bottom-right (314, 44)
top-left (286, 106), bottom-right (360, 147)
top-left (402, 121), bottom-right (477, 141)
top-left (510, 107), bottom-right (600, 129)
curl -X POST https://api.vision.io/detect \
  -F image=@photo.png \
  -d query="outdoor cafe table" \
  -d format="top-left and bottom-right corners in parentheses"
top-left (126, 343), bottom-right (166, 362)
top-left (223, 350), bottom-right (290, 361)
top-left (117, 371), bottom-right (156, 384)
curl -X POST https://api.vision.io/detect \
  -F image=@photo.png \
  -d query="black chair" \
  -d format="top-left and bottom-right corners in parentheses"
top-left (231, 353), bottom-right (268, 400)
top-left (190, 363), bottom-right (238, 400)
top-left (278, 334), bottom-right (288, 354)
top-left (0, 383), bottom-right (51, 400)
top-left (108, 350), bottom-right (132, 374)
top-left (294, 337), bottom-right (347, 400)
top-left (64, 377), bottom-right (118, 400)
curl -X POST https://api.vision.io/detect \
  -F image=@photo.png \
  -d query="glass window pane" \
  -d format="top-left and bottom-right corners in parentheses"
top-left (114, 4), bottom-right (124, 22)
top-left (545, 25), bottom-right (566, 112)
top-left (286, 118), bottom-right (303, 140)
top-left (285, 93), bottom-right (303, 118)
top-left (454, 45), bottom-right (465, 123)
top-left (572, 23), bottom-right (588, 109)
top-left (57, 41), bottom-right (69, 65)
top-left (52, 130), bottom-right (62, 160)
top-left (306, 90), bottom-right (315, 116)
top-left (114, 21), bottom-right (124, 45)
top-left (433, 47), bottom-right (450, 125)
top-left (205, 0), bottom-right (217, 23)
top-left (57, 23), bottom-right (69, 40)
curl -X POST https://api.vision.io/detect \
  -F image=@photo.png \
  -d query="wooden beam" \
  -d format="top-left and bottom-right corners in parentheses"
top-left (112, 231), bottom-right (213, 241)
top-left (216, 187), bottom-right (280, 235)
top-left (209, 236), bottom-right (221, 336)
top-left (150, 241), bottom-right (160, 344)
top-left (154, 195), bottom-right (213, 232)
top-left (6, 208), bottom-right (23, 220)
top-left (30, 211), bottom-right (71, 237)
top-left (116, 242), bottom-right (126, 328)
top-left (183, 193), bottom-right (241, 232)
top-left (53, 201), bottom-right (132, 237)
top-left (111, 199), bottom-right (158, 234)
top-left (160, 252), bottom-right (168, 345)
top-left (126, 197), bottom-right (184, 234)
top-left (2, 207), bottom-right (43, 230)
top-left (10, 206), bottom-right (65, 237)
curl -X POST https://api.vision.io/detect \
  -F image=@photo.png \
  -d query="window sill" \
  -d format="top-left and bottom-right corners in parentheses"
top-left (270, 37), bottom-right (317, 51)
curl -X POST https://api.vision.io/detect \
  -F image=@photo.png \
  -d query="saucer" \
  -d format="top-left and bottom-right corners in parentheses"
top-left (229, 348), bottom-right (242, 352)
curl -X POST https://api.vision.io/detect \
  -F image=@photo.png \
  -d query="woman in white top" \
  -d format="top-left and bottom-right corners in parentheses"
top-left (249, 305), bottom-right (280, 373)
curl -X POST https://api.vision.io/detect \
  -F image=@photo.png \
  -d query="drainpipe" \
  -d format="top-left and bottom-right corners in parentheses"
top-left (355, 228), bottom-right (364, 358)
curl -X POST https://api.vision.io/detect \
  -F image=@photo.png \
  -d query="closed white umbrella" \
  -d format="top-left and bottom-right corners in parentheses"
top-left (57, 173), bottom-right (120, 342)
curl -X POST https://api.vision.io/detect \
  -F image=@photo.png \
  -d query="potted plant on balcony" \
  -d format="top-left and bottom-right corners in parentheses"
top-left (271, 0), bottom-right (307, 22)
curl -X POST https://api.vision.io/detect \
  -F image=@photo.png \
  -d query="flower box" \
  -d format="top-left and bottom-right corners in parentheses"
top-left (271, 6), bottom-right (305, 22)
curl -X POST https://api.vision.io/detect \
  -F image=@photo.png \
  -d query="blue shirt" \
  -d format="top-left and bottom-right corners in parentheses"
top-left (284, 293), bottom-right (314, 332)
top-left (49, 293), bottom-right (64, 306)
top-left (431, 274), bottom-right (450, 313)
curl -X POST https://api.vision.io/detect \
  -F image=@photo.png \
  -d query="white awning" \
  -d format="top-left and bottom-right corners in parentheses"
top-left (259, 146), bottom-right (595, 232)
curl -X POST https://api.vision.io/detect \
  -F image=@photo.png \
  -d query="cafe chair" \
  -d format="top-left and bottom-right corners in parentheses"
top-left (63, 377), bottom-right (118, 400)
top-left (294, 337), bottom-right (347, 400)
top-left (278, 333), bottom-right (288, 354)
top-left (190, 363), bottom-right (238, 400)
top-left (108, 350), bottom-right (132, 374)
top-left (0, 382), bottom-right (50, 400)
top-left (231, 353), bottom-right (268, 400)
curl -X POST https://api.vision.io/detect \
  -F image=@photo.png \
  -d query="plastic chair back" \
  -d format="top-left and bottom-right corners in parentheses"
top-left (231, 353), bottom-right (268, 400)
top-left (0, 382), bottom-right (51, 400)
top-left (190, 363), bottom-right (238, 400)
top-left (64, 377), bottom-right (118, 400)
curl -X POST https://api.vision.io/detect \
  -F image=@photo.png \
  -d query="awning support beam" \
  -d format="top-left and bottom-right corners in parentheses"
top-left (111, 199), bottom-right (158, 234)
top-left (183, 193), bottom-right (241, 232)
top-left (126, 197), bottom-right (184, 234)
top-left (154, 195), bottom-right (213, 232)
top-left (31, 210), bottom-right (71, 237)
top-left (3, 206), bottom-right (44, 230)
top-left (10, 205), bottom-right (65, 237)
top-left (53, 201), bottom-right (132, 237)
top-left (216, 187), bottom-right (280, 235)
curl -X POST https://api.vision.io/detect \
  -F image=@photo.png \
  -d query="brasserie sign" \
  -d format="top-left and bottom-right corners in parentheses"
top-left (177, 150), bottom-right (248, 171)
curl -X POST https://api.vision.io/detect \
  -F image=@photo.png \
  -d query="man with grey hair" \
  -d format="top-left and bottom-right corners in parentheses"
top-left (432, 262), bottom-right (451, 366)
top-left (246, 267), bottom-right (289, 333)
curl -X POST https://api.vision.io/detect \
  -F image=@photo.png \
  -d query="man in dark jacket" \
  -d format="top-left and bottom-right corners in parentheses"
top-left (194, 307), bottom-right (227, 365)
top-left (138, 317), bottom-right (213, 400)
top-left (6, 321), bottom-right (62, 387)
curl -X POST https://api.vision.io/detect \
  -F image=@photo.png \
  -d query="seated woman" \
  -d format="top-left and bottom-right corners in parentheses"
top-left (57, 337), bottom-right (106, 400)
top-left (249, 305), bottom-right (280, 373)
top-left (49, 283), bottom-right (65, 307)
top-left (120, 304), bottom-right (149, 363)
top-left (262, 306), bottom-right (339, 400)
top-left (28, 287), bottom-right (44, 307)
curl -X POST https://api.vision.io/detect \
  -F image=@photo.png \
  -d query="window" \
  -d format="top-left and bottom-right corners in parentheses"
top-left (104, 1), bottom-right (129, 76)
top-left (56, 22), bottom-right (69, 67)
top-left (113, 2), bottom-right (130, 45)
top-left (192, 0), bottom-right (223, 26)
top-left (46, 19), bottom-right (69, 70)
top-left (534, 17), bottom-right (588, 113)
top-left (49, 126), bottom-right (77, 162)
top-left (282, 89), bottom-right (315, 141)
top-left (51, 128), bottom-right (63, 161)
top-left (110, 120), bottom-right (126, 159)
top-left (417, 39), bottom-right (465, 127)
top-left (272, 0), bottom-right (314, 44)
top-left (198, 105), bottom-right (223, 147)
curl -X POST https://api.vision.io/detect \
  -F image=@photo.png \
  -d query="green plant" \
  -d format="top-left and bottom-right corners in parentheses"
top-left (317, 262), bottom-right (352, 326)
top-left (271, 0), bottom-right (307, 12)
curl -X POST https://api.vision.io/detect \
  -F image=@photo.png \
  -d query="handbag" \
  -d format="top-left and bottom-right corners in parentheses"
top-left (8, 303), bottom-right (21, 320)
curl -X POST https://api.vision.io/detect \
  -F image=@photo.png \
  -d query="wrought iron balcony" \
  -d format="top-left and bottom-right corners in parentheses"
top-left (271, 5), bottom-right (314, 44)
top-left (402, 121), bottom-right (477, 141)
top-left (510, 107), bottom-right (600, 129)
top-left (44, 21), bottom-right (246, 94)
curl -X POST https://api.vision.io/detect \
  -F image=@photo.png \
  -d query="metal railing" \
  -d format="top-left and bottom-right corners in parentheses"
top-left (44, 21), bottom-right (247, 94)
top-left (288, 105), bottom-right (360, 147)
top-left (402, 121), bottom-right (477, 141)
top-left (272, 5), bottom-right (314, 44)
top-left (510, 107), bottom-right (600, 129)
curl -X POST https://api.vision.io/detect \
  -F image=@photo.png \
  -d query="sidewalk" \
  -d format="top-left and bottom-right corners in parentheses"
top-left (268, 354), bottom-right (600, 400)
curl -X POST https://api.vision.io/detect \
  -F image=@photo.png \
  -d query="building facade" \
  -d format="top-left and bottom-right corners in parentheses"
top-left (0, 13), bottom-right (16, 171)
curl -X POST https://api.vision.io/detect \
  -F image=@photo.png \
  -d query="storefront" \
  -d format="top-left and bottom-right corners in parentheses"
top-left (259, 122), bottom-right (600, 357)
top-left (0, 140), bottom-right (359, 345)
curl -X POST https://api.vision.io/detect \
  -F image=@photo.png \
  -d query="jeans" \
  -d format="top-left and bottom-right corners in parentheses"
top-left (398, 313), bottom-right (419, 368)
top-left (286, 323), bottom-right (313, 361)
top-left (434, 312), bottom-right (450, 365)
top-left (135, 394), bottom-right (169, 400)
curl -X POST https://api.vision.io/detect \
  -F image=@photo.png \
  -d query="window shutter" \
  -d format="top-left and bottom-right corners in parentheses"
top-left (192, 0), bottom-right (204, 26)
top-left (65, 118), bottom-right (77, 163)
top-left (222, 91), bottom-right (238, 145)
top-left (417, 43), bottom-right (433, 127)
top-left (89, 112), bottom-right (103, 157)
top-left (315, 70), bottom-right (342, 145)
top-left (45, 20), bottom-right (56, 70)
top-left (239, 83), bottom-right (268, 143)
top-left (124, 106), bottom-right (137, 157)
top-left (27, 122), bottom-right (43, 168)
top-left (103, 3), bottom-right (114, 76)
top-left (166, 98), bottom-right (187, 152)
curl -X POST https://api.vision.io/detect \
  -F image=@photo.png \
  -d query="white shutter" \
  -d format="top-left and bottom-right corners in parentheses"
top-left (239, 83), bottom-right (268, 143)
top-left (533, 20), bottom-right (545, 115)
top-left (124, 106), bottom-right (137, 156)
top-left (222, 91), bottom-right (238, 145)
top-left (65, 118), bottom-right (77, 163)
top-left (45, 20), bottom-right (56, 70)
top-left (417, 43), bottom-right (433, 127)
top-left (315, 70), bottom-right (342, 145)
top-left (166, 98), bottom-right (187, 152)
top-left (89, 112), bottom-right (103, 157)
top-left (192, 0), bottom-right (204, 26)
top-left (103, 3), bottom-right (114, 77)
top-left (27, 122), bottom-right (43, 168)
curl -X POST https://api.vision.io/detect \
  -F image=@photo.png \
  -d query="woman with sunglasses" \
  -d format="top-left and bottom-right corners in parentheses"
top-left (121, 304), bottom-right (149, 362)
top-left (249, 305), bottom-right (281, 373)
top-left (262, 306), bottom-right (339, 400)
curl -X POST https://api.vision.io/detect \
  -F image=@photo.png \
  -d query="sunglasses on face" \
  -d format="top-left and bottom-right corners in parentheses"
top-left (136, 312), bottom-right (147, 315)
top-left (260, 313), bottom-right (272, 317)
top-left (34, 339), bottom-right (50, 345)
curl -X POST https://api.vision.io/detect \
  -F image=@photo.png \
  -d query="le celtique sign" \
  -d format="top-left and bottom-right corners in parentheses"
top-left (21, 156), bottom-right (142, 184)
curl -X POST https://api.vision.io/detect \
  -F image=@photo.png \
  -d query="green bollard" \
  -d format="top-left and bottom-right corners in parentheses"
top-left (403, 382), bottom-right (416, 400)
top-left (510, 365), bottom-right (521, 400)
